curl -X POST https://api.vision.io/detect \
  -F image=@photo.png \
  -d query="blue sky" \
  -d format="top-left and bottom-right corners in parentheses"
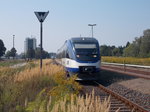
top-left (0, 0), bottom-right (150, 53)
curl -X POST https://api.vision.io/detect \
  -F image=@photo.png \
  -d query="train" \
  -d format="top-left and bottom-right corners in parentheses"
top-left (56, 37), bottom-right (101, 80)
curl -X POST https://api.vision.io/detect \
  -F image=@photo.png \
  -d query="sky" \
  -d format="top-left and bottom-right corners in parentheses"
top-left (0, 0), bottom-right (150, 54)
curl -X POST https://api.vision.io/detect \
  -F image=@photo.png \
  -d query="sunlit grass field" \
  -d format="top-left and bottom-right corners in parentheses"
top-left (0, 59), bottom-right (110, 112)
top-left (101, 56), bottom-right (150, 66)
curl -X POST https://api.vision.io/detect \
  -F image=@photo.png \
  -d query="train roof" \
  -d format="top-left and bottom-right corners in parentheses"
top-left (70, 37), bottom-right (98, 43)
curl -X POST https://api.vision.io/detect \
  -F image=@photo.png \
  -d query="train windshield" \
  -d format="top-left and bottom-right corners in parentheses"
top-left (74, 44), bottom-right (96, 49)
top-left (74, 43), bottom-right (99, 61)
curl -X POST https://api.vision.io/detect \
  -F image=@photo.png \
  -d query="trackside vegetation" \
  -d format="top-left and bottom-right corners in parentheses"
top-left (101, 56), bottom-right (150, 66)
top-left (0, 60), bottom-right (25, 67)
top-left (0, 59), bottom-right (110, 112)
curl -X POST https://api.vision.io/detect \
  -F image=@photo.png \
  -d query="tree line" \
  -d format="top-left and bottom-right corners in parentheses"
top-left (0, 39), bottom-right (6, 59)
top-left (100, 29), bottom-right (150, 57)
top-left (22, 47), bottom-right (50, 60)
top-left (0, 39), bottom-right (51, 60)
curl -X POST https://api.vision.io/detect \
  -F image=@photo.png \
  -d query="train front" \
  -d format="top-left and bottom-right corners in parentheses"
top-left (70, 37), bottom-right (101, 80)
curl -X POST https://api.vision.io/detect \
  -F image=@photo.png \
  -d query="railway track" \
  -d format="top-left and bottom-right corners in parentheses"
top-left (80, 81), bottom-right (149, 112)
top-left (101, 62), bottom-right (150, 79)
top-left (53, 60), bottom-right (149, 111)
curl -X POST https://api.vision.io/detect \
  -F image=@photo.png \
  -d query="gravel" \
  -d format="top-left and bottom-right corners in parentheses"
top-left (118, 78), bottom-right (150, 94)
top-left (107, 78), bottom-right (150, 111)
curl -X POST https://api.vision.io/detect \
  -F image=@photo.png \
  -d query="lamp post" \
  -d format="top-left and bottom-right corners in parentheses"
top-left (88, 24), bottom-right (96, 38)
top-left (13, 35), bottom-right (15, 48)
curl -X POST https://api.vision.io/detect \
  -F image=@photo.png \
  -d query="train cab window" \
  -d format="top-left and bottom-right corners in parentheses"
top-left (74, 43), bottom-right (98, 55)
top-left (73, 43), bottom-right (99, 61)
top-left (74, 44), bottom-right (96, 49)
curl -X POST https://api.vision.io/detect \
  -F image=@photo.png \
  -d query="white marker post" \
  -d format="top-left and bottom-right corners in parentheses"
top-left (34, 11), bottom-right (49, 71)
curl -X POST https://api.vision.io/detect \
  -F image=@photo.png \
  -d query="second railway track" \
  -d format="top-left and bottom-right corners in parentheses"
top-left (101, 62), bottom-right (150, 79)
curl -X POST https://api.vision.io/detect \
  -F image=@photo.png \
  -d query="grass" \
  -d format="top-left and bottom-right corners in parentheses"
top-left (0, 61), bottom-right (37, 77)
top-left (0, 59), bottom-right (25, 67)
top-left (0, 59), bottom-right (111, 112)
top-left (28, 90), bottom-right (110, 112)
top-left (0, 60), bottom-right (38, 112)
top-left (51, 90), bottom-right (110, 112)
top-left (101, 56), bottom-right (150, 66)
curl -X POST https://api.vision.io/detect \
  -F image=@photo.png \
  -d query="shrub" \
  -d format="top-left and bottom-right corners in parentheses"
top-left (26, 89), bottom-right (110, 112)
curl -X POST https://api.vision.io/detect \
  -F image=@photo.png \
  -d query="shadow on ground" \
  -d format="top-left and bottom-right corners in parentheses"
top-left (78, 70), bottom-right (137, 87)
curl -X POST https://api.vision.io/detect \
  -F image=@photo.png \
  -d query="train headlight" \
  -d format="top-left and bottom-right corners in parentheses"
top-left (77, 55), bottom-right (80, 57)
top-left (93, 55), bottom-right (97, 57)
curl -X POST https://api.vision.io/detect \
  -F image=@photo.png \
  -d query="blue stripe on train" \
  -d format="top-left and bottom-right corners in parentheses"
top-left (75, 59), bottom-right (100, 63)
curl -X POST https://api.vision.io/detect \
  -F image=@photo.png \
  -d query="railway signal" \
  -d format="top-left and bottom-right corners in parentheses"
top-left (34, 11), bottom-right (49, 70)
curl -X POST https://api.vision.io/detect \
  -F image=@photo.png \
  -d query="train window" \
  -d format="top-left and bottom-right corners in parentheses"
top-left (73, 43), bottom-right (99, 61)
top-left (74, 44), bottom-right (96, 49)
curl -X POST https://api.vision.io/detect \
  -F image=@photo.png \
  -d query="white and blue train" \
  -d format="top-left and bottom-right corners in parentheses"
top-left (56, 37), bottom-right (101, 80)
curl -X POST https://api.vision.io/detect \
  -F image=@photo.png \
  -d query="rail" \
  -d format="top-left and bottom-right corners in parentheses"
top-left (94, 81), bottom-right (149, 112)
top-left (102, 62), bottom-right (150, 69)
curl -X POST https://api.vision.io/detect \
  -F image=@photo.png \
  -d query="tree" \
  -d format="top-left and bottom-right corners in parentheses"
top-left (0, 39), bottom-right (6, 58)
top-left (125, 41), bottom-right (130, 48)
top-left (123, 29), bottom-right (150, 57)
top-left (26, 48), bottom-right (35, 60)
top-left (35, 47), bottom-right (49, 59)
top-left (42, 50), bottom-right (49, 59)
top-left (35, 47), bottom-right (41, 59)
top-left (101, 29), bottom-right (150, 57)
top-left (123, 38), bottom-right (137, 57)
top-left (112, 48), bottom-right (120, 56)
top-left (10, 48), bottom-right (17, 59)
top-left (100, 45), bottom-right (122, 56)
top-left (19, 53), bottom-right (26, 59)
top-left (139, 35), bottom-right (150, 57)
top-left (123, 44), bottom-right (135, 57)
top-left (5, 50), bottom-right (11, 59)
top-left (100, 45), bottom-right (113, 56)
top-left (123, 41), bottom-right (141, 57)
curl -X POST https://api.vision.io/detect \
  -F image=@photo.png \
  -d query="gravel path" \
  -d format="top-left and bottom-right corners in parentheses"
top-left (107, 78), bottom-right (150, 111)
top-left (10, 62), bottom-right (27, 68)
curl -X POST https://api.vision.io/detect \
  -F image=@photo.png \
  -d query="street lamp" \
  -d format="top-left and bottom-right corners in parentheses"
top-left (88, 24), bottom-right (96, 38)
top-left (13, 35), bottom-right (15, 48)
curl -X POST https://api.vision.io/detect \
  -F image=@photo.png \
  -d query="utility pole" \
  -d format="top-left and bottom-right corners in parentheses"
top-left (35, 11), bottom-right (49, 71)
top-left (88, 24), bottom-right (96, 38)
top-left (12, 35), bottom-right (16, 59)
top-left (40, 21), bottom-right (43, 69)
top-left (13, 35), bottom-right (15, 48)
